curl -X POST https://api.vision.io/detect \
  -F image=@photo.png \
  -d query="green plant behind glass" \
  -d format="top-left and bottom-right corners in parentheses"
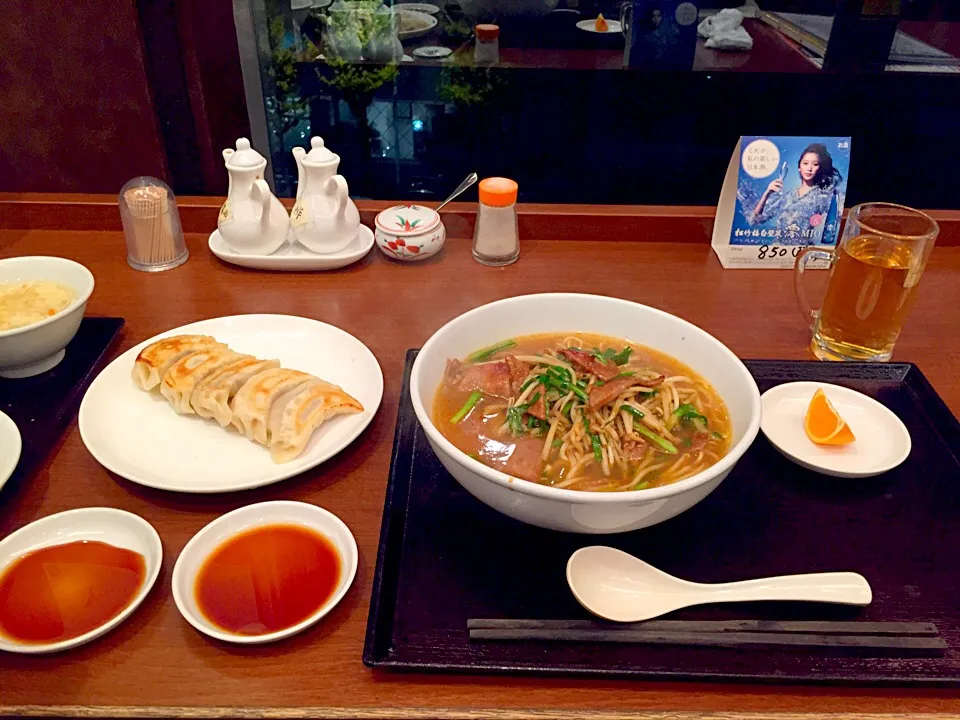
top-left (323, 0), bottom-right (394, 50)
top-left (268, 15), bottom-right (317, 133)
top-left (439, 63), bottom-right (509, 108)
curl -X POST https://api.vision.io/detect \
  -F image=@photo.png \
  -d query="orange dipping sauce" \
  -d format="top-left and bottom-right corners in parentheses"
top-left (0, 540), bottom-right (146, 644)
top-left (194, 524), bottom-right (341, 636)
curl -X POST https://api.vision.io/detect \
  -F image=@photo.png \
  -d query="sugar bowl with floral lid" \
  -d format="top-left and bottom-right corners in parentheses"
top-left (374, 204), bottom-right (445, 261)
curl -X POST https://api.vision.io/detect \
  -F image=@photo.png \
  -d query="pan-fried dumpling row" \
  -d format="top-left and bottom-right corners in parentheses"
top-left (160, 347), bottom-right (246, 414)
top-left (132, 335), bottom-right (227, 391)
top-left (194, 356), bottom-right (281, 426)
top-left (133, 334), bottom-right (363, 463)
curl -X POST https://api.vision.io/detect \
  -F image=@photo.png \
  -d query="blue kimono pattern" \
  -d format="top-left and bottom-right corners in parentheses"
top-left (749, 184), bottom-right (838, 245)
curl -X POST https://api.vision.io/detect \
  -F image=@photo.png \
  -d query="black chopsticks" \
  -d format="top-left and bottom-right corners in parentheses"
top-left (468, 619), bottom-right (946, 656)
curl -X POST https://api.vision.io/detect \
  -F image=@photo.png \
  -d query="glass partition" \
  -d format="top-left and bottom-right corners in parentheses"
top-left (235, 0), bottom-right (960, 207)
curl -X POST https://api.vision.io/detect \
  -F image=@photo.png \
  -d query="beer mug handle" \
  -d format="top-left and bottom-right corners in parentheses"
top-left (793, 248), bottom-right (834, 330)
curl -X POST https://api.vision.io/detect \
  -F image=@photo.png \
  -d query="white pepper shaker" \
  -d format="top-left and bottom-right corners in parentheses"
top-left (474, 24), bottom-right (500, 65)
top-left (472, 177), bottom-right (519, 266)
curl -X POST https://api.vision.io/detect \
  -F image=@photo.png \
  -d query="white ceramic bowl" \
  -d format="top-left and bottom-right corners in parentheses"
top-left (172, 501), bottom-right (358, 644)
top-left (0, 256), bottom-right (94, 378)
top-left (0, 410), bottom-right (22, 492)
top-left (395, 2), bottom-right (440, 14)
top-left (375, 204), bottom-right (445, 261)
top-left (0, 507), bottom-right (162, 654)
top-left (395, 9), bottom-right (439, 39)
top-left (410, 294), bottom-right (762, 534)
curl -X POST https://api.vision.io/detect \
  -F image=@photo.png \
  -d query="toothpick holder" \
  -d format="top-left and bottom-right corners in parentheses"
top-left (119, 177), bottom-right (189, 272)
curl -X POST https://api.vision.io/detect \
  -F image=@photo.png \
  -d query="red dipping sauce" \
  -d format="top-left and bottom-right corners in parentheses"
top-left (194, 524), bottom-right (341, 636)
top-left (0, 540), bottom-right (146, 644)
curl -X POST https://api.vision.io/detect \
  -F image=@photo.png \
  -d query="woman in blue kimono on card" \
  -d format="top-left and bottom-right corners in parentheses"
top-left (749, 143), bottom-right (842, 245)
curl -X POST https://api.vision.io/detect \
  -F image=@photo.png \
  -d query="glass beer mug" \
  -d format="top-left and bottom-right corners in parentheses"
top-left (794, 203), bottom-right (939, 362)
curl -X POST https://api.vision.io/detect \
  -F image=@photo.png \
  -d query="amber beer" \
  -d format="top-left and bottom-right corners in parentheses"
top-left (795, 204), bottom-right (939, 362)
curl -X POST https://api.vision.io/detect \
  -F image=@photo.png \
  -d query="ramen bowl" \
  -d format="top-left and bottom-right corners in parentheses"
top-left (410, 293), bottom-right (761, 534)
top-left (0, 256), bottom-right (94, 378)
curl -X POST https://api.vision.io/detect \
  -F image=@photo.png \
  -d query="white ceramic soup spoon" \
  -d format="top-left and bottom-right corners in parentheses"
top-left (566, 546), bottom-right (872, 623)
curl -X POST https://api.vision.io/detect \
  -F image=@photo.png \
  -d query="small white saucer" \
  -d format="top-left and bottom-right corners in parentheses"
top-left (413, 46), bottom-right (452, 59)
top-left (172, 501), bottom-right (358, 644)
top-left (0, 508), bottom-right (162, 654)
top-left (760, 381), bottom-right (911, 478)
top-left (0, 410), bottom-right (21, 491)
top-left (208, 225), bottom-right (374, 271)
top-left (576, 18), bottom-right (623, 33)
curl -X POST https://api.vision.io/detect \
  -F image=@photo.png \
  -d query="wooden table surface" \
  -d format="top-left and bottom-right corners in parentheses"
top-left (1, 218), bottom-right (959, 719)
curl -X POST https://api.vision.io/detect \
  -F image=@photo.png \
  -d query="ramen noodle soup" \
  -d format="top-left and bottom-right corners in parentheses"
top-left (0, 281), bottom-right (76, 332)
top-left (434, 333), bottom-right (731, 492)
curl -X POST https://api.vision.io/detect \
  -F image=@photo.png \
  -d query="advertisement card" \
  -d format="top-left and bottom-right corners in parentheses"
top-left (712, 136), bottom-right (851, 268)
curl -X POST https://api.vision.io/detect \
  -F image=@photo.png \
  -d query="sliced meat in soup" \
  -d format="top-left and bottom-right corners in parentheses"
top-left (453, 408), bottom-right (544, 481)
top-left (446, 356), bottom-right (530, 398)
top-left (622, 439), bottom-right (648, 461)
top-left (557, 348), bottom-right (618, 380)
top-left (499, 436), bottom-right (544, 481)
top-left (504, 354), bottom-right (530, 395)
top-left (527, 393), bottom-right (547, 420)
top-left (587, 375), bottom-right (641, 410)
top-left (690, 431), bottom-right (711, 451)
top-left (586, 373), bottom-right (664, 410)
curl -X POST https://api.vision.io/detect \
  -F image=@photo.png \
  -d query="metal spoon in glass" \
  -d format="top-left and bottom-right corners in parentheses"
top-left (435, 172), bottom-right (478, 212)
top-left (566, 546), bottom-right (872, 623)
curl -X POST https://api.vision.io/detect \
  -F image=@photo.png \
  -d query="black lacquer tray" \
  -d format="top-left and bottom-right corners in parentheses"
top-left (0, 317), bottom-right (124, 490)
top-left (364, 351), bottom-right (960, 685)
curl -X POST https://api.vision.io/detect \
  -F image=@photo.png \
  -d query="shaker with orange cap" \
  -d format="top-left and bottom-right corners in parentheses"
top-left (474, 24), bottom-right (499, 65)
top-left (473, 176), bottom-right (519, 266)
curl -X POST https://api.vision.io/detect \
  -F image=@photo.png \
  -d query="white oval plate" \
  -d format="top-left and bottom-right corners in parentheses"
top-left (78, 314), bottom-right (383, 493)
top-left (0, 507), bottom-right (162, 654)
top-left (576, 18), bottom-right (623, 33)
top-left (760, 381), bottom-right (911, 478)
top-left (172, 501), bottom-right (357, 644)
top-left (209, 226), bottom-right (374, 272)
top-left (0, 411), bottom-right (21, 491)
top-left (395, 2), bottom-right (440, 13)
top-left (412, 45), bottom-right (452, 59)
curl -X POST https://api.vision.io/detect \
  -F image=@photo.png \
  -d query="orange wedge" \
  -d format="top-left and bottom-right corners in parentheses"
top-left (804, 388), bottom-right (856, 445)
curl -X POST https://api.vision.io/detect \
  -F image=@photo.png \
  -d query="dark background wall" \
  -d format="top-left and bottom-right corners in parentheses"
top-left (0, 0), bottom-right (249, 196)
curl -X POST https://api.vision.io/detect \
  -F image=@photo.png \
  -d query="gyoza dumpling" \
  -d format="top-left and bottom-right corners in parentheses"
top-left (132, 335), bottom-right (226, 391)
top-left (190, 356), bottom-right (281, 427)
top-left (230, 368), bottom-right (314, 445)
top-left (268, 379), bottom-right (364, 463)
top-left (159, 348), bottom-right (247, 415)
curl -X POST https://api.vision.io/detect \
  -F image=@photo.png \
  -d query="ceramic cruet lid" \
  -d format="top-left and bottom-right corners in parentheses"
top-left (301, 137), bottom-right (339, 165)
top-left (375, 204), bottom-right (441, 236)
top-left (224, 138), bottom-right (266, 169)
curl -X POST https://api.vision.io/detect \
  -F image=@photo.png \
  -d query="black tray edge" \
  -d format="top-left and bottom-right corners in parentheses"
top-left (744, 359), bottom-right (912, 383)
top-left (904, 364), bottom-right (960, 469)
top-left (8, 316), bottom-right (125, 483)
top-left (363, 348), bottom-right (418, 668)
top-left (367, 657), bottom-right (959, 688)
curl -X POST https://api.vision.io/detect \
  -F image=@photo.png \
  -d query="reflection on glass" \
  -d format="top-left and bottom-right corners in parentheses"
top-left (240, 0), bottom-right (960, 205)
